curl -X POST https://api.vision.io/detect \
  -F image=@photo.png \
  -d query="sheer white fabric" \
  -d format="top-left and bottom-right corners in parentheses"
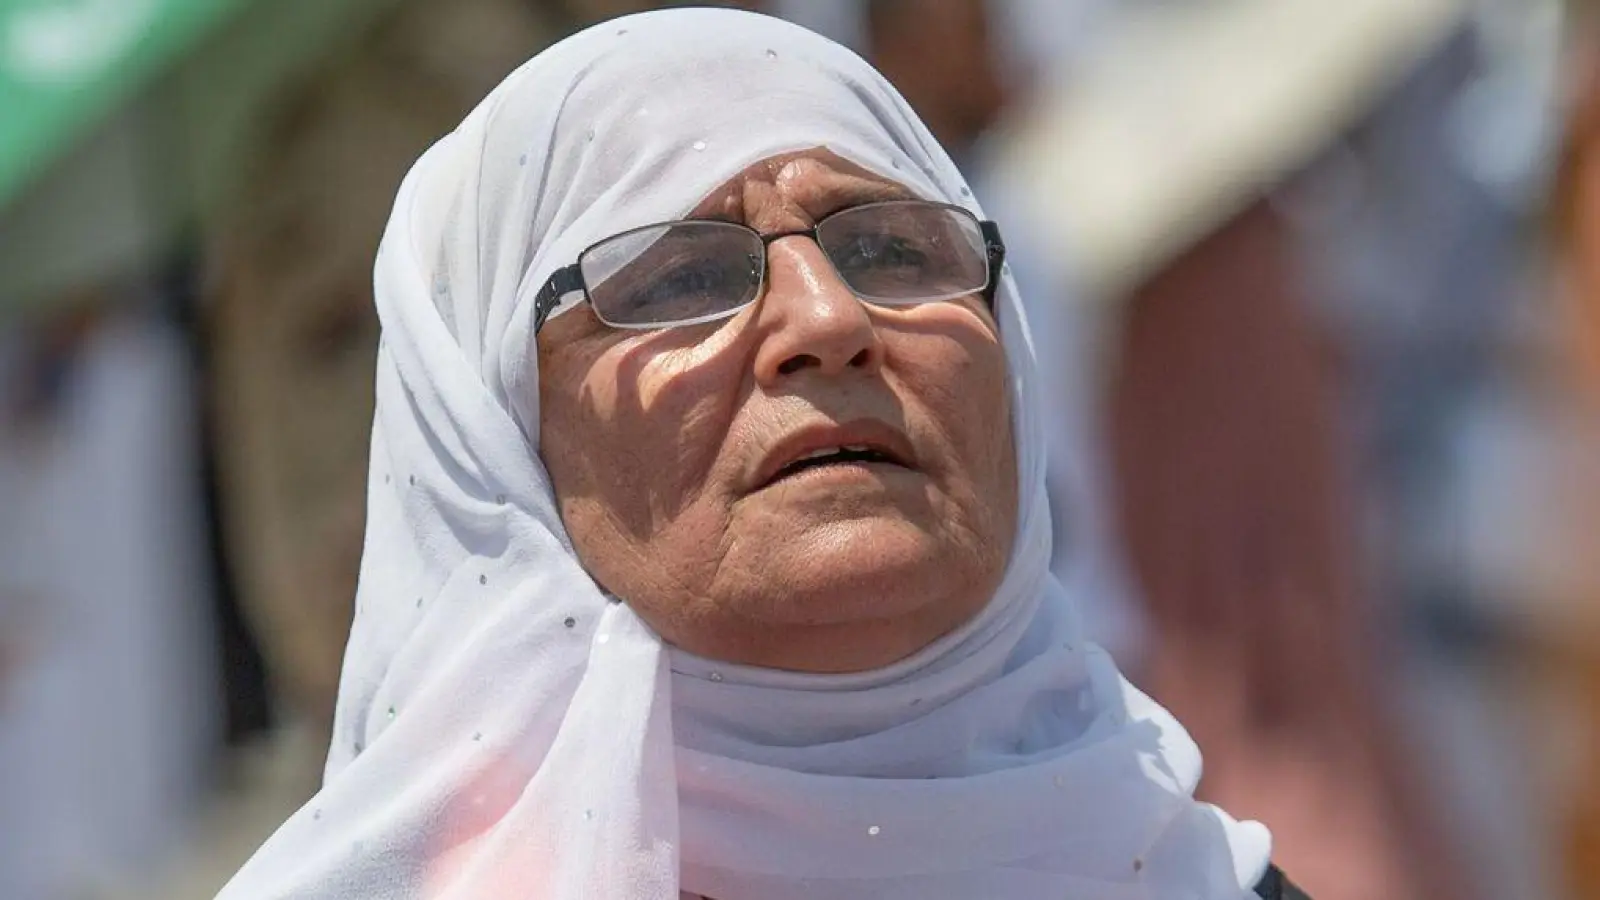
top-left (216, 9), bottom-right (1270, 899)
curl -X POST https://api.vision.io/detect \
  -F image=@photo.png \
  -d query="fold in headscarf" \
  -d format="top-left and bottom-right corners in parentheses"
top-left (217, 9), bottom-right (1270, 899)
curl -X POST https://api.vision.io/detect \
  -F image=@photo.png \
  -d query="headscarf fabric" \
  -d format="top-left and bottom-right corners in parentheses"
top-left (217, 9), bottom-right (1269, 899)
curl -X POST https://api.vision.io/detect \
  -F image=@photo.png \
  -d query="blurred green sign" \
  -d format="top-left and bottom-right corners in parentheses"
top-left (0, 0), bottom-right (247, 207)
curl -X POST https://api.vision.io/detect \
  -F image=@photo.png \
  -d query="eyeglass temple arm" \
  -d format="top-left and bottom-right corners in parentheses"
top-left (533, 264), bottom-right (584, 333)
top-left (979, 220), bottom-right (1006, 313)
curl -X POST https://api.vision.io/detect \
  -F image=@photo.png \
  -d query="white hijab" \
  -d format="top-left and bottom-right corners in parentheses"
top-left (217, 9), bottom-right (1269, 899)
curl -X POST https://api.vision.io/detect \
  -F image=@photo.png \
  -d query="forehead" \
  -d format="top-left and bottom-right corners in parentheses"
top-left (507, 16), bottom-right (962, 338)
top-left (687, 148), bottom-right (921, 227)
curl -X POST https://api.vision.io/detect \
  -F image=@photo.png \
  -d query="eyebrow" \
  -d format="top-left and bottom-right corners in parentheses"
top-left (811, 178), bottom-right (918, 214)
top-left (688, 176), bottom-right (919, 226)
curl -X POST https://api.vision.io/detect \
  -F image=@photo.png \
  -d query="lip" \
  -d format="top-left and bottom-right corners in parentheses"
top-left (748, 419), bottom-right (919, 493)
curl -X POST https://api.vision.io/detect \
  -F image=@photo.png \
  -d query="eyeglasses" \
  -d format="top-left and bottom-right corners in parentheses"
top-left (532, 199), bottom-right (1006, 333)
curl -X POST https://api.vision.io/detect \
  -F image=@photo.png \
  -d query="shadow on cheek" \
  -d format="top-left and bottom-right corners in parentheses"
top-left (549, 326), bottom-right (745, 543)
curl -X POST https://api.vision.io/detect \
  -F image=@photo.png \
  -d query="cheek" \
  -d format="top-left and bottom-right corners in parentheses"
top-left (539, 337), bottom-right (746, 548)
top-left (951, 355), bottom-right (1016, 511)
top-left (886, 321), bottom-right (1017, 529)
top-left (974, 353), bottom-right (1016, 478)
top-left (894, 322), bottom-right (1012, 463)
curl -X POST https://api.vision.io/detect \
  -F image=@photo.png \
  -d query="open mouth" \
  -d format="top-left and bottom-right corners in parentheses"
top-left (764, 444), bottom-right (907, 487)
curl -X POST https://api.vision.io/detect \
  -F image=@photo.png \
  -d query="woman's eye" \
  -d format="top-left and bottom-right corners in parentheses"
top-left (836, 234), bottom-right (929, 274)
top-left (628, 261), bottom-right (730, 314)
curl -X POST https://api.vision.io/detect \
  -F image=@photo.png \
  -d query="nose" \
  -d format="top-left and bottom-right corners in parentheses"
top-left (752, 236), bottom-right (882, 385)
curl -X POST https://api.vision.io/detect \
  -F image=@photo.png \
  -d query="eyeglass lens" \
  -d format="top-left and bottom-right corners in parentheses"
top-left (578, 201), bottom-right (989, 328)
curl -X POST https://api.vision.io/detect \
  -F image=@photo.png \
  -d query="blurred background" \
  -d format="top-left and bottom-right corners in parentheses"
top-left (0, 0), bottom-right (1595, 897)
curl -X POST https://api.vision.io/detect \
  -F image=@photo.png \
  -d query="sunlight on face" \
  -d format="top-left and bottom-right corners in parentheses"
top-left (537, 149), bottom-right (1016, 673)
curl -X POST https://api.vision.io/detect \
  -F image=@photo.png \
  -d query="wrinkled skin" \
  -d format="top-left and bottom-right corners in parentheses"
top-left (538, 149), bottom-right (1017, 673)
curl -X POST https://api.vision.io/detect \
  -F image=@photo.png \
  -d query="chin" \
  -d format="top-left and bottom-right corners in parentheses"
top-left (731, 514), bottom-right (986, 628)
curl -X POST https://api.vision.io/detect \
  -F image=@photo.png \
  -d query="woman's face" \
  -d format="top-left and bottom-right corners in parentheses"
top-left (537, 149), bottom-right (1017, 672)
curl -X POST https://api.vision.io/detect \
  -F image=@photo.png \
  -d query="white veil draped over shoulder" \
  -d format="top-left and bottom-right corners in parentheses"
top-left (217, 9), bottom-right (1270, 899)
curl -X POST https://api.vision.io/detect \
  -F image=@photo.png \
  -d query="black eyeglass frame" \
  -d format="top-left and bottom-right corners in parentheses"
top-left (531, 200), bottom-right (1007, 333)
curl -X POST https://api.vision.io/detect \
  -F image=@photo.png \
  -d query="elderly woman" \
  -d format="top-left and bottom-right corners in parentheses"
top-left (218, 9), bottom-right (1306, 899)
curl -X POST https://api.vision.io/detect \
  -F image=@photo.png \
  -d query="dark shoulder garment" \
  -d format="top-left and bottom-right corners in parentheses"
top-left (1255, 865), bottom-right (1312, 899)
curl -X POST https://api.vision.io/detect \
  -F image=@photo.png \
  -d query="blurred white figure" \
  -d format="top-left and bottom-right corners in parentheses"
top-left (0, 310), bottom-right (216, 899)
